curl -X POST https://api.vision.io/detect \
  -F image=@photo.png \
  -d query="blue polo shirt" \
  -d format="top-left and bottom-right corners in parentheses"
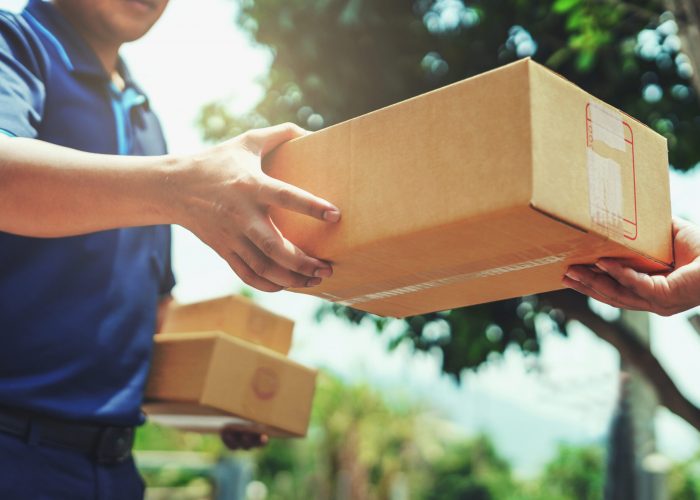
top-left (0, 0), bottom-right (175, 426)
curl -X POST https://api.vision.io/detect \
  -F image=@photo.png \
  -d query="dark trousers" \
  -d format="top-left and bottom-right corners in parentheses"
top-left (0, 430), bottom-right (144, 499)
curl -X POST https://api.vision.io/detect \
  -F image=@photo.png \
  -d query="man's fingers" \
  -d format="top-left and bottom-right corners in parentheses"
top-left (244, 218), bottom-right (333, 279)
top-left (243, 122), bottom-right (308, 156)
top-left (595, 259), bottom-right (660, 301)
top-left (221, 429), bottom-right (242, 450)
top-left (221, 428), bottom-right (268, 450)
top-left (672, 216), bottom-right (693, 238)
top-left (562, 275), bottom-right (643, 310)
top-left (564, 265), bottom-right (652, 310)
top-left (260, 176), bottom-right (341, 223)
top-left (235, 238), bottom-right (321, 288)
top-left (208, 239), bottom-right (283, 292)
top-left (226, 253), bottom-right (284, 293)
top-left (240, 432), bottom-right (268, 449)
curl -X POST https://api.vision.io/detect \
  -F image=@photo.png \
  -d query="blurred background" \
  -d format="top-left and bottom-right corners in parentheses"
top-left (5, 0), bottom-right (700, 498)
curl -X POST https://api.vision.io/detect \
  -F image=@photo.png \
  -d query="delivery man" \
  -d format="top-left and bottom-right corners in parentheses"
top-left (0, 0), bottom-right (340, 497)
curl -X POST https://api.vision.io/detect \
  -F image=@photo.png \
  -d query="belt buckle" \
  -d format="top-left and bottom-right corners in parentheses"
top-left (94, 426), bottom-right (134, 465)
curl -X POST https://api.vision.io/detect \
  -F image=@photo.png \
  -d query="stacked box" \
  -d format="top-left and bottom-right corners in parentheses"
top-left (160, 295), bottom-right (294, 355)
top-left (144, 295), bottom-right (315, 437)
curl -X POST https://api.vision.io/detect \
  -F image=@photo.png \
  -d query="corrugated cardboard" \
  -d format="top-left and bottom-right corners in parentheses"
top-left (264, 58), bottom-right (672, 317)
top-left (143, 332), bottom-right (316, 437)
top-left (161, 295), bottom-right (293, 355)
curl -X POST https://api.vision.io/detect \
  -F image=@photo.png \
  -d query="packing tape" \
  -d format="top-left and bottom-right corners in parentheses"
top-left (589, 102), bottom-right (626, 151)
top-left (335, 251), bottom-right (575, 307)
top-left (587, 100), bottom-right (625, 236)
top-left (587, 149), bottom-right (623, 234)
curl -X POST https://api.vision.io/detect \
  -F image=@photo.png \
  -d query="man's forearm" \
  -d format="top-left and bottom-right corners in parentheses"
top-left (0, 135), bottom-right (178, 237)
top-left (0, 123), bottom-right (341, 292)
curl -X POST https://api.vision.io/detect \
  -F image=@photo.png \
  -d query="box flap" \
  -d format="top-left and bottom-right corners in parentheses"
top-left (161, 295), bottom-right (294, 354)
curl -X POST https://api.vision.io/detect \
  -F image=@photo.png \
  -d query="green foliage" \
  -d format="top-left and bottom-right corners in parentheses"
top-left (536, 444), bottom-right (605, 500)
top-left (425, 436), bottom-right (522, 500)
top-left (668, 451), bottom-right (700, 499)
top-left (135, 374), bottom-right (610, 498)
top-left (249, 374), bottom-right (613, 499)
top-left (202, 0), bottom-right (696, 167)
top-left (134, 421), bottom-right (224, 453)
top-left (250, 373), bottom-right (435, 499)
top-left (198, 0), bottom-right (700, 381)
top-left (249, 375), bottom-right (609, 499)
top-left (133, 421), bottom-right (224, 490)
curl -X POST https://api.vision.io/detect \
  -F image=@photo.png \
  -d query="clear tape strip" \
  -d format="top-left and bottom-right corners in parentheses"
top-left (590, 102), bottom-right (626, 151)
top-left (335, 251), bottom-right (575, 307)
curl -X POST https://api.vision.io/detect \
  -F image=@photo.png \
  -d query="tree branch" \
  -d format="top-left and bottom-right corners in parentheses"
top-left (542, 290), bottom-right (700, 433)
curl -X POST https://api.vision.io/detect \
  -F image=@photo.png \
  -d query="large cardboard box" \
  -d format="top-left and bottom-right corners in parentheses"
top-left (264, 58), bottom-right (672, 317)
top-left (161, 295), bottom-right (293, 355)
top-left (143, 332), bottom-right (316, 437)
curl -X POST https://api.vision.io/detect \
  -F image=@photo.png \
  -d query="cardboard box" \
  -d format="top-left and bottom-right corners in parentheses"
top-left (264, 58), bottom-right (672, 317)
top-left (161, 295), bottom-right (293, 355)
top-left (143, 332), bottom-right (316, 437)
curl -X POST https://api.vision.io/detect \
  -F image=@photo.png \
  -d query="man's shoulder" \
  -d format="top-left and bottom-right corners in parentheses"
top-left (0, 8), bottom-right (33, 39)
top-left (0, 8), bottom-right (48, 75)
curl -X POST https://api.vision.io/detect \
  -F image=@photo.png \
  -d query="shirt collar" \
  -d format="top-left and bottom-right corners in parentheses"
top-left (24, 0), bottom-right (145, 95)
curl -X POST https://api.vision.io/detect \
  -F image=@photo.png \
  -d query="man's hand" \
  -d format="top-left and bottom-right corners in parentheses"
top-left (173, 123), bottom-right (340, 292)
top-left (562, 217), bottom-right (700, 316)
top-left (220, 427), bottom-right (268, 451)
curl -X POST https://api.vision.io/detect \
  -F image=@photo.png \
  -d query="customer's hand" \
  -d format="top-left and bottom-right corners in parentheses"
top-left (173, 123), bottom-right (340, 292)
top-left (562, 217), bottom-right (700, 316)
top-left (220, 428), bottom-right (268, 451)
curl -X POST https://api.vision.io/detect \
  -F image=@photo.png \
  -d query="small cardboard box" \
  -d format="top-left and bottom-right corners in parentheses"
top-left (143, 332), bottom-right (316, 437)
top-left (264, 58), bottom-right (672, 317)
top-left (161, 295), bottom-right (293, 355)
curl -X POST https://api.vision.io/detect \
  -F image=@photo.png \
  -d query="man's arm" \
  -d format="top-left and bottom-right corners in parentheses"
top-left (0, 134), bottom-right (173, 236)
top-left (0, 123), bottom-right (340, 291)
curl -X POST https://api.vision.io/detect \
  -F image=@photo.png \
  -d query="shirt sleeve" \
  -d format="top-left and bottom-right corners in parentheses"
top-left (0, 12), bottom-right (46, 138)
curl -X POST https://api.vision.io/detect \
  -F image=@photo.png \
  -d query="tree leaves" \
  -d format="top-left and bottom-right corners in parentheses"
top-left (553, 0), bottom-right (581, 14)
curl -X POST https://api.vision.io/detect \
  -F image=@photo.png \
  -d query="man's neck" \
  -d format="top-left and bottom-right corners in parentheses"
top-left (88, 41), bottom-right (120, 76)
top-left (70, 28), bottom-right (121, 75)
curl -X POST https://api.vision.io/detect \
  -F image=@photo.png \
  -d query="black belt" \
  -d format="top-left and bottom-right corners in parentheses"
top-left (0, 406), bottom-right (134, 465)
